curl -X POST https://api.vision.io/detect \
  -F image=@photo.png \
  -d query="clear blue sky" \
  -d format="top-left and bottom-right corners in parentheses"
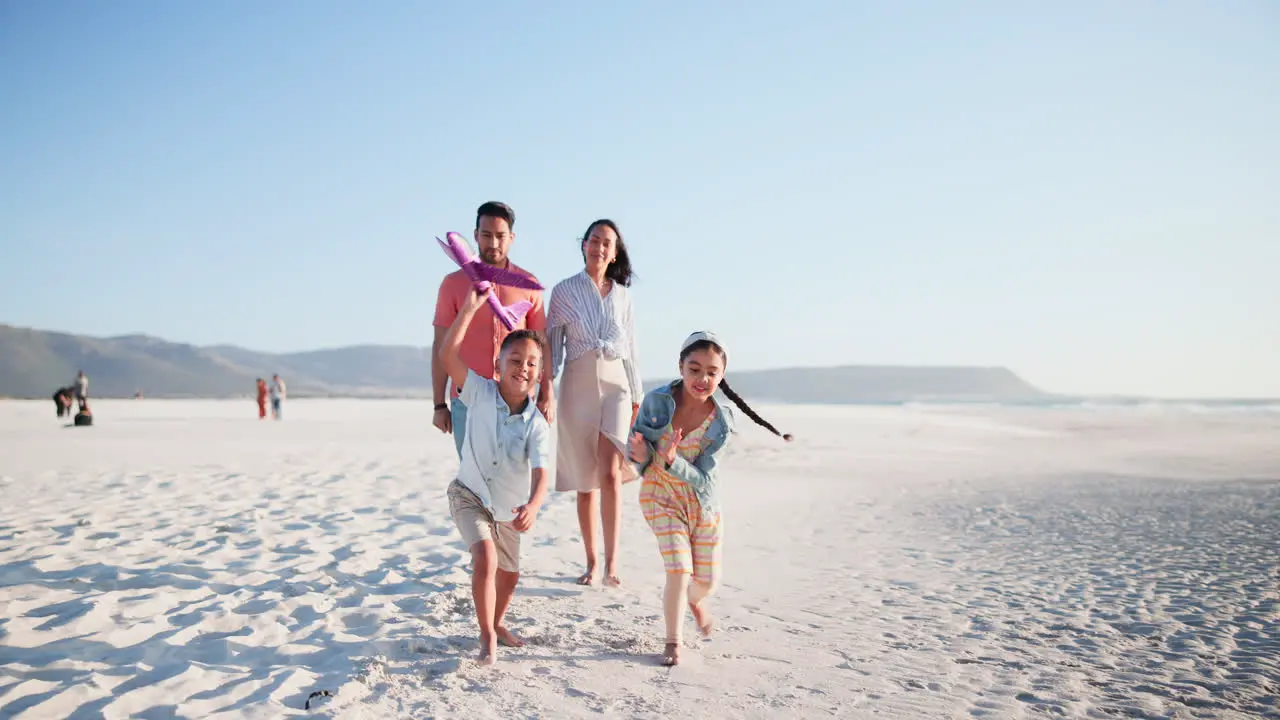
top-left (2, 1), bottom-right (1277, 398)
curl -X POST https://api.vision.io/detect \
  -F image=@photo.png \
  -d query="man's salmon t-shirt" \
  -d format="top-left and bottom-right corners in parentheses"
top-left (433, 262), bottom-right (546, 400)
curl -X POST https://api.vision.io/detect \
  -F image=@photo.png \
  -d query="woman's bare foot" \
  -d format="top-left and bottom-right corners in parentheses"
top-left (661, 642), bottom-right (680, 666)
top-left (576, 564), bottom-right (599, 586)
top-left (603, 562), bottom-right (621, 587)
top-left (495, 625), bottom-right (525, 648)
top-left (477, 633), bottom-right (498, 666)
top-left (689, 601), bottom-right (715, 639)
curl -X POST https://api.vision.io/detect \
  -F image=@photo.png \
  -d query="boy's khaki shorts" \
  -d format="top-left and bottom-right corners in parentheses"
top-left (447, 480), bottom-right (521, 573)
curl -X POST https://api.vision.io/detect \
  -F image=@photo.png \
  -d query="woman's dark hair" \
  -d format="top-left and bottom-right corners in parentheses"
top-left (679, 340), bottom-right (793, 441)
top-left (581, 218), bottom-right (634, 287)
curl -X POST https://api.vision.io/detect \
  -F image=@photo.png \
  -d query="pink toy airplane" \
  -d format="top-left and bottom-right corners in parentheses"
top-left (436, 231), bottom-right (544, 331)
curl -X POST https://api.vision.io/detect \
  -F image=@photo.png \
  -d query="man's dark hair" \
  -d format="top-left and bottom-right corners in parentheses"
top-left (476, 201), bottom-right (516, 231)
top-left (499, 329), bottom-right (544, 358)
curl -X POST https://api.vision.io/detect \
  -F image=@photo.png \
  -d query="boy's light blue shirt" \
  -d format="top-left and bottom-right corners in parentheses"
top-left (455, 369), bottom-right (551, 522)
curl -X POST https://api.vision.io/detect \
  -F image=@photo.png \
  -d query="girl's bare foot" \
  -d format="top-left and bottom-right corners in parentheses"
top-left (576, 564), bottom-right (598, 585)
top-left (689, 601), bottom-right (715, 639)
top-left (604, 574), bottom-right (622, 588)
top-left (661, 642), bottom-right (680, 666)
top-left (495, 625), bottom-right (525, 648)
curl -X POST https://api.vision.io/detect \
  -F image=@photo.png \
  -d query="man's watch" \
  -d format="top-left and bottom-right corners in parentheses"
top-left (434, 403), bottom-right (448, 411)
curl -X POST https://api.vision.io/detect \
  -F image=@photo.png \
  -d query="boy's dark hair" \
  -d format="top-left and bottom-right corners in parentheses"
top-left (500, 329), bottom-right (544, 358)
top-left (476, 201), bottom-right (515, 230)
top-left (679, 339), bottom-right (793, 441)
top-left (580, 218), bottom-right (634, 287)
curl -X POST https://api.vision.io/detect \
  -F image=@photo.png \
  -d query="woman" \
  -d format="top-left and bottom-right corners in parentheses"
top-left (547, 218), bottom-right (643, 587)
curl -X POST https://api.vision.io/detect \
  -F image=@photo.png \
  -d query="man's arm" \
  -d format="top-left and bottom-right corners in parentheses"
top-left (432, 276), bottom-right (461, 426)
top-left (432, 326), bottom-right (450, 405)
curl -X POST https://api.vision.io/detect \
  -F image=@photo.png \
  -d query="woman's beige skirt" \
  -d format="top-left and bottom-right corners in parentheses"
top-left (555, 351), bottom-right (638, 492)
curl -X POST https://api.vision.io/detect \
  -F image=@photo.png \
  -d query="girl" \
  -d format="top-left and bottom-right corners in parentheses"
top-left (547, 219), bottom-right (643, 587)
top-left (628, 330), bottom-right (792, 666)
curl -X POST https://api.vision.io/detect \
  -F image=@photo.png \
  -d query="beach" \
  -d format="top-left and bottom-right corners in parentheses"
top-left (0, 399), bottom-right (1276, 719)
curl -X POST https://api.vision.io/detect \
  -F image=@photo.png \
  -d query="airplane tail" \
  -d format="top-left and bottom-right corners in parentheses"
top-left (496, 299), bottom-right (535, 331)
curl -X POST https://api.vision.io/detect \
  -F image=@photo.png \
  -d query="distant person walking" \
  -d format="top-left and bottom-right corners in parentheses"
top-left (270, 374), bottom-right (286, 419)
top-left (256, 378), bottom-right (268, 419)
top-left (546, 218), bottom-right (643, 587)
top-left (630, 331), bottom-right (792, 666)
top-left (75, 371), bottom-right (88, 403)
top-left (432, 201), bottom-right (553, 457)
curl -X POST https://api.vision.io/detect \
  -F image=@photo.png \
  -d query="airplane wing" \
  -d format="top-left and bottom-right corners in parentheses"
top-left (471, 262), bottom-right (544, 291)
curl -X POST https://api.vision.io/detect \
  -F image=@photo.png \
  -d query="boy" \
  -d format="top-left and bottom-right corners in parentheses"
top-left (439, 285), bottom-right (552, 665)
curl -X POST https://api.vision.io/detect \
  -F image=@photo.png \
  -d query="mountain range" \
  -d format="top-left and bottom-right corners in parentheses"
top-left (0, 323), bottom-right (1051, 403)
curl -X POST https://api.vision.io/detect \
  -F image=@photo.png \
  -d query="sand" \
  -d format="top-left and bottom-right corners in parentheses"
top-left (0, 398), bottom-right (1277, 719)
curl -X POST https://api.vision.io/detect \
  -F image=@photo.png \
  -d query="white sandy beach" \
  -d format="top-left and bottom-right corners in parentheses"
top-left (0, 398), bottom-right (1277, 719)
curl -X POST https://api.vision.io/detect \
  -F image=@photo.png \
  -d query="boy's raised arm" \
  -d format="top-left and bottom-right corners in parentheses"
top-left (440, 287), bottom-right (486, 392)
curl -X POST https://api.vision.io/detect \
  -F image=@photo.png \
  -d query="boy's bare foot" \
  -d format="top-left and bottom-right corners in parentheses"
top-left (576, 565), bottom-right (598, 585)
top-left (604, 574), bottom-right (622, 588)
top-left (477, 633), bottom-right (498, 665)
top-left (661, 642), bottom-right (679, 666)
top-left (495, 625), bottom-right (525, 648)
top-left (689, 600), bottom-right (715, 638)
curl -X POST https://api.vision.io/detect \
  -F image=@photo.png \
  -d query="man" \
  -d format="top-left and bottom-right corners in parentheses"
top-left (75, 371), bottom-right (88, 403)
top-left (270, 374), bottom-right (286, 420)
top-left (432, 201), bottom-right (555, 457)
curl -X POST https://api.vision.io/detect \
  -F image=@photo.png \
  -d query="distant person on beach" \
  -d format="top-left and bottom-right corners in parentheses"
top-left (256, 378), bottom-right (268, 419)
top-left (270, 374), bottom-right (286, 419)
top-left (629, 331), bottom-right (792, 666)
top-left (432, 201), bottom-right (553, 457)
top-left (52, 386), bottom-right (74, 418)
top-left (438, 284), bottom-right (551, 666)
top-left (74, 397), bottom-right (92, 426)
top-left (75, 371), bottom-right (88, 403)
top-left (546, 219), bottom-right (643, 587)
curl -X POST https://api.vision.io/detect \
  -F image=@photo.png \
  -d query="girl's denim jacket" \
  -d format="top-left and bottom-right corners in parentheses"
top-left (629, 380), bottom-right (736, 514)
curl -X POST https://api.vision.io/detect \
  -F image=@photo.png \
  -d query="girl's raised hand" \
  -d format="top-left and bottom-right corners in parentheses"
top-left (660, 428), bottom-right (683, 466)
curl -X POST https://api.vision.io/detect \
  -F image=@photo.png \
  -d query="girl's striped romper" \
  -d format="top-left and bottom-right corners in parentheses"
top-left (638, 412), bottom-right (723, 584)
